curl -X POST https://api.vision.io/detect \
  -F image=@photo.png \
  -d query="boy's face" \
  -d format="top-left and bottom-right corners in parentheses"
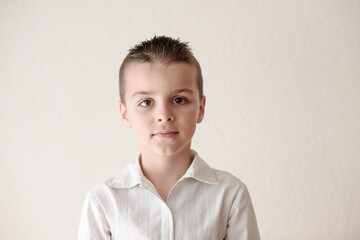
top-left (119, 62), bottom-right (205, 158)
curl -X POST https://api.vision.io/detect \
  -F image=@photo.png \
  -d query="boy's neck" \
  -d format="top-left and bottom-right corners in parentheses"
top-left (139, 148), bottom-right (194, 201)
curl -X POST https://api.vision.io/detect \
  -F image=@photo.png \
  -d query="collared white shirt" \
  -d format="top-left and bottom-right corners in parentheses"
top-left (78, 152), bottom-right (260, 240)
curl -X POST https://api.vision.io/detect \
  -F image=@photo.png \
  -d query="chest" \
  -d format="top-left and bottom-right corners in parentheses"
top-left (105, 181), bottom-right (231, 240)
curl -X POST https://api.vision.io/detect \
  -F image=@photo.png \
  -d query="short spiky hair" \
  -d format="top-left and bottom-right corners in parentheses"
top-left (119, 36), bottom-right (203, 101)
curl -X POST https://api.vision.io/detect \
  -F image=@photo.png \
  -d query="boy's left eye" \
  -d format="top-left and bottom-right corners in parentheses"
top-left (173, 97), bottom-right (188, 105)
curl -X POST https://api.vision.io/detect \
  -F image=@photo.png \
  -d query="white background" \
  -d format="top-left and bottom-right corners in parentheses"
top-left (1, 0), bottom-right (359, 239)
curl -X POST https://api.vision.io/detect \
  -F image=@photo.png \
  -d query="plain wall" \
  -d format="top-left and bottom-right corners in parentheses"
top-left (1, 0), bottom-right (359, 239)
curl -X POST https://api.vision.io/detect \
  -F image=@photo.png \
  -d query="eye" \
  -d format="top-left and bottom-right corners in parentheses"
top-left (139, 99), bottom-right (154, 107)
top-left (173, 97), bottom-right (188, 105)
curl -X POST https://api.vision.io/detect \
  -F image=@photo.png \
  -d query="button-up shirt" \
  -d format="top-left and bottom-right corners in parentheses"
top-left (78, 152), bottom-right (260, 240)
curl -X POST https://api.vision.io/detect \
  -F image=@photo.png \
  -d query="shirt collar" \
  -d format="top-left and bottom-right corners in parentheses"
top-left (181, 151), bottom-right (218, 184)
top-left (107, 155), bottom-right (145, 188)
top-left (107, 150), bottom-right (218, 189)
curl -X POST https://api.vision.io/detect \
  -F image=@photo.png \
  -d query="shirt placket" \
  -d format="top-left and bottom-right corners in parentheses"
top-left (140, 179), bottom-right (175, 240)
top-left (161, 204), bottom-right (174, 240)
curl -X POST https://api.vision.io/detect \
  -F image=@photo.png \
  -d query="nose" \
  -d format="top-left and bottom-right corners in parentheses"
top-left (157, 115), bottom-right (174, 122)
top-left (157, 104), bottom-right (174, 122)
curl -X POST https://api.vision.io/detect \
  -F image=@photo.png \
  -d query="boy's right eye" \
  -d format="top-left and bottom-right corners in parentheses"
top-left (139, 99), bottom-right (153, 107)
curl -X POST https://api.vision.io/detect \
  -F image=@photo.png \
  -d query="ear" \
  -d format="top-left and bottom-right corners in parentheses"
top-left (119, 101), bottom-right (132, 128)
top-left (197, 96), bottom-right (206, 123)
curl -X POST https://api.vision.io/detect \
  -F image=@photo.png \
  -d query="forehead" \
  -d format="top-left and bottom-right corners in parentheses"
top-left (123, 62), bottom-right (198, 97)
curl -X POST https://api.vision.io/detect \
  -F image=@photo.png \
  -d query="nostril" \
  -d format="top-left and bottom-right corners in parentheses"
top-left (157, 115), bottom-right (173, 122)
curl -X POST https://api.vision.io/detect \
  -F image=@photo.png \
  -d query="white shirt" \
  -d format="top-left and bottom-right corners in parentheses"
top-left (78, 152), bottom-right (260, 240)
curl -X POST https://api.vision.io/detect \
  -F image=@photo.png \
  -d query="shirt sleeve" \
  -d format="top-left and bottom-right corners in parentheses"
top-left (77, 190), bottom-right (111, 240)
top-left (225, 185), bottom-right (260, 240)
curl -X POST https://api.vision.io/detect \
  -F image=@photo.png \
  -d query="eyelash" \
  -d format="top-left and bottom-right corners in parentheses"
top-left (172, 97), bottom-right (189, 105)
top-left (138, 97), bottom-right (189, 107)
top-left (138, 99), bottom-right (154, 107)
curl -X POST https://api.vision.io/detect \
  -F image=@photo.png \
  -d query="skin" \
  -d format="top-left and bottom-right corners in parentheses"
top-left (119, 62), bottom-right (206, 201)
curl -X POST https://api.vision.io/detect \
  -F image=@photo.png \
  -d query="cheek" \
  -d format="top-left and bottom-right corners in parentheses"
top-left (127, 111), bottom-right (150, 133)
top-left (181, 110), bottom-right (199, 132)
top-left (187, 107), bottom-right (200, 122)
top-left (129, 108), bottom-right (150, 123)
top-left (132, 117), bottom-right (150, 131)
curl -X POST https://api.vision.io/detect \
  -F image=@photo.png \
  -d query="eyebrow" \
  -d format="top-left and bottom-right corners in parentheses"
top-left (131, 91), bottom-right (154, 98)
top-left (131, 89), bottom-right (194, 98)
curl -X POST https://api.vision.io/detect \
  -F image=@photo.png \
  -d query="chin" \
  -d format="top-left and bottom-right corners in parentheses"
top-left (154, 144), bottom-right (191, 158)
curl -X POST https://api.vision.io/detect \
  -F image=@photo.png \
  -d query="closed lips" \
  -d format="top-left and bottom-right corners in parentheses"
top-left (152, 131), bottom-right (179, 137)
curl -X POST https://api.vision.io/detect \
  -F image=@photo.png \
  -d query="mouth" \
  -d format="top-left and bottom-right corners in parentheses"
top-left (152, 130), bottom-right (179, 138)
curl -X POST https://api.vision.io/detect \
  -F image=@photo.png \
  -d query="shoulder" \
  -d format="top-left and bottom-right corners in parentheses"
top-left (86, 163), bottom-right (141, 203)
top-left (87, 159), bottom-right (142, 198)
top-left (191, 151), bottom-right (248, 192)
top-left (85, 181), bottom-right (115, 204)
top-left (89, 180), bottom-right (114, 193)
top-left (210, 168), bottom-right (254, 215)
top-left (212, 167), bottom-right (248, 191)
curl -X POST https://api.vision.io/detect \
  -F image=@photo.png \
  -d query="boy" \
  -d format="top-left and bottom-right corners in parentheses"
top-left (78, 36), bottom-right (260, 240)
